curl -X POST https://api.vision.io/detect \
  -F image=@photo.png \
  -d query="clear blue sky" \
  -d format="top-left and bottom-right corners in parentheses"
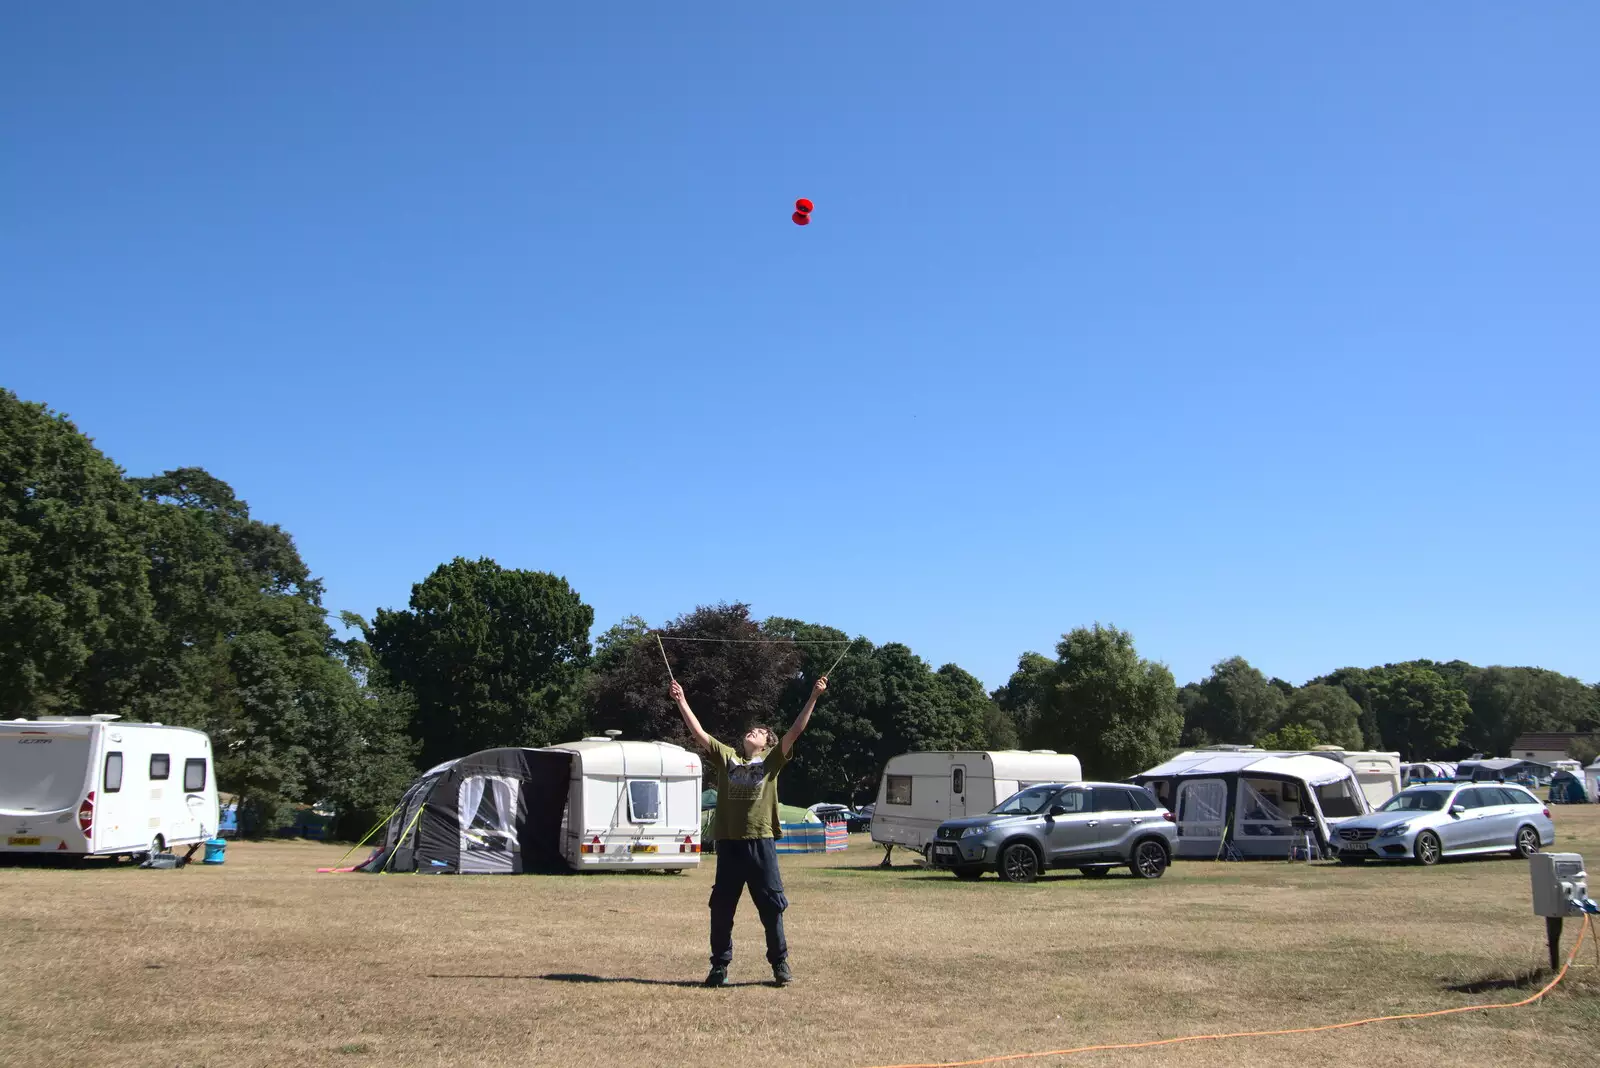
top-left (5, 5), bottom-right (1596, 691)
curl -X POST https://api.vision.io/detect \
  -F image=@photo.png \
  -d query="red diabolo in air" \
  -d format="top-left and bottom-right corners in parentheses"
top-left (792, 197), bottom-right (814, 225)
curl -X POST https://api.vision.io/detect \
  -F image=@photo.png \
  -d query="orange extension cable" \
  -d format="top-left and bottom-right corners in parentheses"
top-left (865, 916), bottom-right (1592, 1068)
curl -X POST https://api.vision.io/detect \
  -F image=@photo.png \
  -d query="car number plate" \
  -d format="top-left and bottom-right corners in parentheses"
top-left (7, 837), bottom-right (41, 846)
top-left (631, 844), bottom-right (658, 853)
top-left (933, 844), bottom-right (956, 856)
top-left (1339, 841), bottom-right (1368, 852)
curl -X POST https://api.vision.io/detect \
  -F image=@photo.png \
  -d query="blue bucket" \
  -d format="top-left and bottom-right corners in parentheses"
top-left (202, 838), bottom-right (227, 865)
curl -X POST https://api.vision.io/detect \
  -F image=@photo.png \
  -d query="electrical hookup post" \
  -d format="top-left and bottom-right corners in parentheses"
top-left (1529, 852), bottom-right (1597, 970)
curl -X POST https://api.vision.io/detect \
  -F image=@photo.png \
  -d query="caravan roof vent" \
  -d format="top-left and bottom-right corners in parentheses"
top-left (90, 714), bottom-right (122, 722)
top-left (1029, 749), bottom-right (1058, 755)
top-left (604, 730), bottom-right (623, 739)
top-left (580, 737), bottom-right (611, 743)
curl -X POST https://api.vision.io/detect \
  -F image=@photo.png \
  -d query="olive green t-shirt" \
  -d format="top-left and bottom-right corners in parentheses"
top-left (706, 738), bottom-right (790, 841)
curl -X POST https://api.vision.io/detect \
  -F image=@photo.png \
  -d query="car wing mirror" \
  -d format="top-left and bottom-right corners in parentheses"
top-left (1048, 805), bottom-right (1069, 817)
top-left (1449, 804), bottom-right (1465, 817)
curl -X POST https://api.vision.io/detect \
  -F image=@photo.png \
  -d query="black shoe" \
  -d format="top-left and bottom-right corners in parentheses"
top-left (772, 961), bottom-right (793, 986)
top-left (704, 965), bottom-right (729, 987)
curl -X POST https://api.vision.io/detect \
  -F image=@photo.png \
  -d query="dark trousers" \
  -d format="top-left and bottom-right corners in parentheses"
top-left (709, 838), bottom-right (788, 966)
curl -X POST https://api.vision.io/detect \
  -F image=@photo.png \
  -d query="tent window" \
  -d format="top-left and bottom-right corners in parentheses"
top-left (1314, 779), bottom-right (1362, 818)
top-left (460, 776), bottom-right (519, 853)
top-left (150, 754), bottom-right (170, 780)
top-left (104, 752), bottom-right (123, 793)
top-left (886, 775), bottom-right (912, 805)
top-left (1238, 778), bottom-right (1292, 837)
top-left (627, 780), bottom-right (662, 823)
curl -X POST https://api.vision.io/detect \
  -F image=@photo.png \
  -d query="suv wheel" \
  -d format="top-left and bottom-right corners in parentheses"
top-left (1130, 839), bottom-right (1168, 880)
top-left (997, 843), bottom-right (1040, 883)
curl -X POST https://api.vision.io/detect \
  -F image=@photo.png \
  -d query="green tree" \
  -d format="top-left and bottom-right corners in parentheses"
top-left (1258, 723), bottom-right (1322, 751)
top-left (1312, 666), bottom-right (1386, 749)
top-left (128, 468), bottom-right (380, 834)
top-left (1029, 624), bottom-right (1182, 778)
top-left (1370, 665), bottom-right (1468, 760)
top-left (371, 558), bottom-right (593, 770)
top-left (1276, 684), bottom-right (1364, 750)
top-left (992, 652), bottom-right (1056, 749)
top-left (1461, 665), bottom-right (1600, 757)
top-left (0, 390), bottom-right (155, 717)
top-left (318, 612), bottom-right (421, 839)
top-left (1181, 656), bottom-right (1285, 746)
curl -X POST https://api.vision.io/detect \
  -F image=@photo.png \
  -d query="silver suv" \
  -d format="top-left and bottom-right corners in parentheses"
top-left (928, 782), bottom-right (1177, 882)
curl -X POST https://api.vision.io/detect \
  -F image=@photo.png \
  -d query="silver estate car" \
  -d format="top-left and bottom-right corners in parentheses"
top-left (928, 782), bottom-right (1178, 883)
top-left (1332, 782), bottom-right (1555, 866)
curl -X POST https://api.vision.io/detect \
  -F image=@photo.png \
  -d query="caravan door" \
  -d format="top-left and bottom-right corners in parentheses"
top-left (950, 765), bottom-right (967, 818)
top-left (1174, 779), bottom-right (1228, 858)
top-left (459, 775), bottom-right (521, 873)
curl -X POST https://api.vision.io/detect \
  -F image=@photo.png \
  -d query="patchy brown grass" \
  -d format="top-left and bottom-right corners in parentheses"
top-left (2, 808), bottom-right (1598, 1068)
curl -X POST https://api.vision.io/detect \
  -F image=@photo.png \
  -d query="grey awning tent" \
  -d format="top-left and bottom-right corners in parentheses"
top-left (356, 748), bottom-right (574, 874)
top-left (1454, 758), bottom-right (1550, 783)
top-left (1133, 751), bottom-right (1372, 859)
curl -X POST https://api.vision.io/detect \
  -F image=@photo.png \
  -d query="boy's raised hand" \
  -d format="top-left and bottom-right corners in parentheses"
top-left (812, 676), bottom-right (828, 698)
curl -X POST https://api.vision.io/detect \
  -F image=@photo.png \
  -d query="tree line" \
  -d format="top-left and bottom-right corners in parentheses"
top-left (4, 390), bottom-right (1597, 835)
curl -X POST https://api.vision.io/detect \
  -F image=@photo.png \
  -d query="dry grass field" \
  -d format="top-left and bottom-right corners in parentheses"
top-left (3, 808), bottom-right (1598, 1068)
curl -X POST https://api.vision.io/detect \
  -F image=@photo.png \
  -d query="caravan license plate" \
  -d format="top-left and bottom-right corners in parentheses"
top-left (7, 837), bottom-right (41, 847)
top-left (631, 845), bottom-right (658, 854)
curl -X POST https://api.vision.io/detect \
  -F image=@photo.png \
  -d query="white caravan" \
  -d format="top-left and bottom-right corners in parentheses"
top-left (546, 735), bottom-right (704, 870)
top-left (1310, 747), bottom-right (1402, 808)
top-left (1, 716), bottom-right (219, 859)
top-left (870, 750), bottom-right (1084, 854)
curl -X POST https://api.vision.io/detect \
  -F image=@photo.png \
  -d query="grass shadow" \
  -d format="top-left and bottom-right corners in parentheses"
top-left (428, 972), bottom-right (769, 988)
top-left (1443, 968), bottom-right (1546, 994)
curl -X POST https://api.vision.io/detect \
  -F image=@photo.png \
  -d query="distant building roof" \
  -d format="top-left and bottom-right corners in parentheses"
top-left (1511, 732), bottom-right (1589, 752)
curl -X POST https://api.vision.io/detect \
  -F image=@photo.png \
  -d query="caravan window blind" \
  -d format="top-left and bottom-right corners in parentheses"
top-left (627, 780), bottom-right (661, 823)
top-left (886, 775), bottom-right (912, 805)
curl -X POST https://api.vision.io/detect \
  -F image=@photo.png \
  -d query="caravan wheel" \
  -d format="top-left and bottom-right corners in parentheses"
top-left (147, 834), bottom-right (166, 860)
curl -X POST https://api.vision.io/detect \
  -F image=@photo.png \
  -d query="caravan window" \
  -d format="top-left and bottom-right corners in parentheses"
top-left (951, 768), bottom-right (965, 795)
top-left (183, 758), bottom-right (207, 792)
top-left (104, 752), bottom-right (123, 793)
top-left (627, 780), bottom-right (662, 823)
top-left (886, 775), bottom-right (912, 805)
top-left (150, 754), bottom-right (170, 780)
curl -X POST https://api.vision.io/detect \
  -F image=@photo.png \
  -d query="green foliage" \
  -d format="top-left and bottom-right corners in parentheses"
top-left (1369, 665), bottom-right (1469, 760)
top-left (1311, 667), bottom-right (1386, 748)
top-left (370, 558), bottom-right (593, 770)
top-left (1181, 656), bottom-right (1285, 747)
top-left (1258, 723), bottom-right (1322, 751)
top-left (1568, 734), bottom-right (1600, 767)
top-left (992, 652), bottom-right (1056, 748)
top-left (1276, 684), bottom-right (1365, 750)
top-left (0, 390), bottom-right (154, 717)
top-left (1026, 624), bottom-right (1182, 779)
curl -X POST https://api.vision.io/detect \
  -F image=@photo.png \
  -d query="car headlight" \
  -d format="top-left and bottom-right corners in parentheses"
top-left (960, 826), bottom-right (987, 839)
top-left (1378, 823), bottom-right (1411, 838)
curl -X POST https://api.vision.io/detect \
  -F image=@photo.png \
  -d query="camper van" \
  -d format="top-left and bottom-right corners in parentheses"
top-left (547, 735), bottom-right (704, 871)
top-left (869, 750), bottom-right (1083, 855)
top-left (1, 716), bottom-right (219, 859)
